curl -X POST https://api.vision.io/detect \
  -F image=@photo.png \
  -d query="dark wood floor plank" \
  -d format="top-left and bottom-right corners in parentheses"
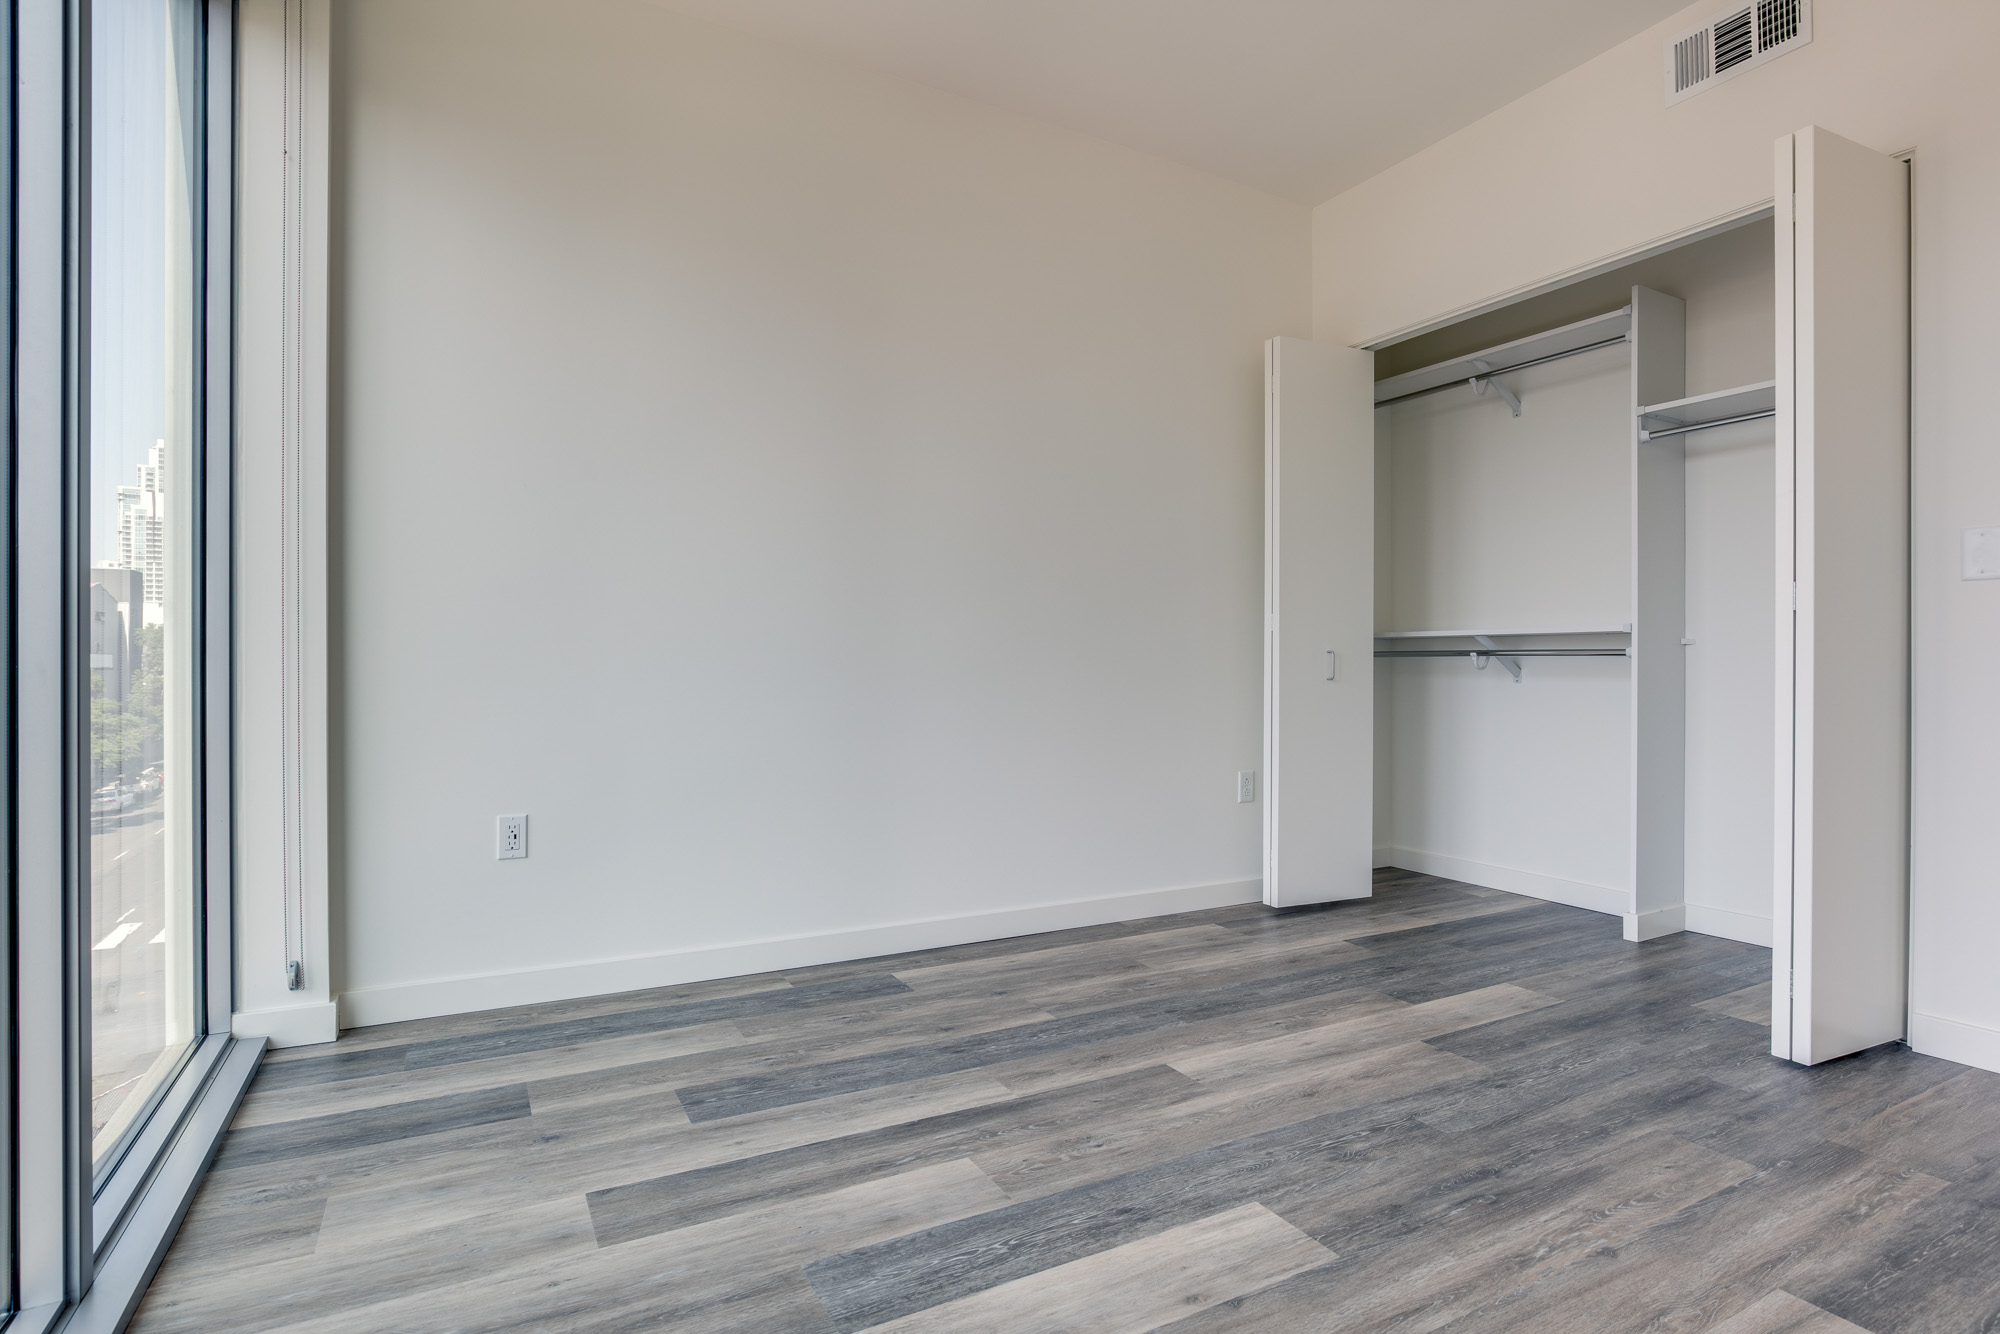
top-left (1389, 1014), bottom-right (1759, 1138)
top-left (212, 1084), bottom-right (532, 1170)
top-left (1829, 1066), bottom-right (2000, 1180)
top-left (1422, 1140), bottom-right (1948, 1334)
top-left (1677, 1044), bottom-right (1971, 1169)
top-left (1787, 1158), bottom-right (2000, 1334)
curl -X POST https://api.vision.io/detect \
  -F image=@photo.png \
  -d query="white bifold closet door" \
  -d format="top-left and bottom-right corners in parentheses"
top-left (1773, 127), bottom-right (1911, 1064)
top-left (1263, 337), bottom-right (1375, 907)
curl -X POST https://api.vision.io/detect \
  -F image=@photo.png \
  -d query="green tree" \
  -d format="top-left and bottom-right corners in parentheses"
top-left (90, 677), bottom-right (152, 784)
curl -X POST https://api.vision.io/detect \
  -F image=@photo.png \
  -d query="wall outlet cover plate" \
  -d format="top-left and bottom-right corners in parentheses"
top-left (1963, 528), bottom-right (2000, 580)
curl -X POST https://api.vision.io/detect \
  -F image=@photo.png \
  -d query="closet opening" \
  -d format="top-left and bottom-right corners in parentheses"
top-left (1366, 219), bottom-right (1779, 950)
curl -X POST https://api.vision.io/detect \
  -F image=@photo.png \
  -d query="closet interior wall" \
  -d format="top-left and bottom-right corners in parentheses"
top-left (1371, 221), bottom-right (1778, 945)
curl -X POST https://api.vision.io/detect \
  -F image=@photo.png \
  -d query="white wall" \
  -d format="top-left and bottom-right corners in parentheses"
top-left (1380, 353), bottom-right (1632, 634)
top-left (1315, 0), bottom-right (2000, 1071)
top-left (329, 0), bottom-right (1308, 1024)
top-left (1677, 230), bottom-right (1777, 947)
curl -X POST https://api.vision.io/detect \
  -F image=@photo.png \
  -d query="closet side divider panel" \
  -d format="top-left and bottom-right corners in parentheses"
top-left (1629, 287), bottom-right (1688, 941)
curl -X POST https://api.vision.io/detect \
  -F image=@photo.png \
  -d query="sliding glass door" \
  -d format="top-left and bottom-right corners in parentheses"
top-left (87, 0), bottom-right (208, 1180)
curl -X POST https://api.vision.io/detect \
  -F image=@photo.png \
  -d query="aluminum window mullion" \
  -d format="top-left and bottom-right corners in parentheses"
top-left (11, 0), bottom-right (88, 1310)
top-left (203, 0), bottom-right (235, 1038)
top-left (62, 0), bottom-right (96, 1299)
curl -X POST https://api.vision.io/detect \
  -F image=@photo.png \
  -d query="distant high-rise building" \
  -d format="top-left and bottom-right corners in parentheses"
top-left (89, 577), bottom-right (133, 703)
top-left (114, 439), bottom-right (167, 623)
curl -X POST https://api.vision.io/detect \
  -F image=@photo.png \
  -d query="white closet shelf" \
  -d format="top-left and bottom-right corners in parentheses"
top-left (1374, 628), bottom-right (1630, 639)
top-left (1637, 380), bottom-right (1776, 440)
top-left (1372, 307), bottom-right (1632, 406)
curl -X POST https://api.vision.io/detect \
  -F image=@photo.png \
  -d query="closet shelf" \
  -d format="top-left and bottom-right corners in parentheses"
top-left (1374, 628), bottom-right (1630, 640)
top-left (1372, 307), bottom-right (1632, 407)
top-left (1637, 380), bottom-right (1777, 440)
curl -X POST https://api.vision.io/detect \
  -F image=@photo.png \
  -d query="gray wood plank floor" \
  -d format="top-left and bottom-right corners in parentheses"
top-left (129, 870), bottom-right (2000, 1333)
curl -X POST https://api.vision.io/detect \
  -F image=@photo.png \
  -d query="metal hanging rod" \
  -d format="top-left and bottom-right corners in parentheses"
top-left (1375, 645), bottom-right (1630, 685)
top-left (1374, 333), bottom-right (1632, 410)
top-left (1373, 648), bottom-right (1632, 658)
top-left (1638, 408), bottom-right (1777, 441)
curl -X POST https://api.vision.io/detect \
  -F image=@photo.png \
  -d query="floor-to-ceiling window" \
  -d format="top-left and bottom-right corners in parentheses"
top-left (7, 1), bottom-right (251, 1326)
top-left (87, 0), bottom-right (207, 1180)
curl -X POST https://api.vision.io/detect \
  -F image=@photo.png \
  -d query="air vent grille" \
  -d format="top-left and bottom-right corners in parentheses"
top-left (1665, 0), bottom-right (1812, 104)
top-left (1758, 0), bottom-right (1802, 49)
top-left (1673, 29), bottom-right (1712, 94)
top-left (1713, 8), bottom-right (1755, 72)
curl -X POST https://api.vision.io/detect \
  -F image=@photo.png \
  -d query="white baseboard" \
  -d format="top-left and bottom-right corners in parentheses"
top-left (1623, 905), bottom-right (1686, 942)
top-left (1911, 1010), bottom-right (2000, 1075)
top-left (1683, 903), bottom-right (1773, 947)
top-left (232, 1001), bottom-right (339, 1050)
top-left (336, 877), bottom-right (1264, 1030)
top-left (1374, 846), bottom-right (1627, 919)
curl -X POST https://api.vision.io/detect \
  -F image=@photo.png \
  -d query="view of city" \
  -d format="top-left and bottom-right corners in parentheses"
top-left (89, 0), bottom-right (203, 1170)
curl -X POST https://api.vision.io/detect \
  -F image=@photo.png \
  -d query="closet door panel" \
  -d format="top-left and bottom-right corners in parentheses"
top-left (1264, 337), bottom-right (1374, 907)
top-left (1775, 127), bottom-right (1910, 1064)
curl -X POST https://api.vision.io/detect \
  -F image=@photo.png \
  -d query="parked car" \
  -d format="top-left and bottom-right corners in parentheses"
top-left (137, 765), bottom-right (164, 795)
top-left (92, 784), bottom-right (136, 814)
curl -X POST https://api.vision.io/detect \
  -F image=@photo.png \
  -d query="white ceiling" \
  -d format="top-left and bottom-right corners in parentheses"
top-left (653, 0), bottom-right (1694, 202)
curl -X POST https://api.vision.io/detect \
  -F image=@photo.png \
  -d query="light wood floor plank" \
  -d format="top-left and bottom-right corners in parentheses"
top-left (1708, 1291), bottom-right (1875, 1334)
top-left (1169, 982), bottom-right (1555, 1085)
top-left (1697, 981), bottom-right (1776, 1025)
top-left (260, 971), bottom-right (795, 1061)
top-left (978, 1040), bottom-right (1481, 1202)
top-left (847, 1202), bottom-right (1331, 1334)
top-left (986, 988), bottom-right (1405, 1096)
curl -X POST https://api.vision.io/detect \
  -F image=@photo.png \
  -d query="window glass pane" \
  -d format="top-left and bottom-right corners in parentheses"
top-left (89, 0), bottom-right (204, 1173)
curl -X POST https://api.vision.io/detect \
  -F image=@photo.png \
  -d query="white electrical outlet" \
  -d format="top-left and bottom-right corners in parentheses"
top-left (1236, 771), bottom-right (1257, 804)
top-left (1964, 527), bottom-right (2000, 580)
top-left (496, 813), bottom-right (528, 859)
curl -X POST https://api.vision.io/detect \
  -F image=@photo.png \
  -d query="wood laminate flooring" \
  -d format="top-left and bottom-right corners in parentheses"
top-left (130, 870), bottom-right (2000, 1333)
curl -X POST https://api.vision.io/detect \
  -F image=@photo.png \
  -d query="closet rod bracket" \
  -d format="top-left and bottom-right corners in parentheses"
top-left (1473, 635), bottom-right (1522, 683)
top-left (1468, 360), bottom-right (1522, 418)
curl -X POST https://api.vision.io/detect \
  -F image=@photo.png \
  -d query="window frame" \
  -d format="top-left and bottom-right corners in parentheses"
top-left (8, 1), bottom-right (255, 1328)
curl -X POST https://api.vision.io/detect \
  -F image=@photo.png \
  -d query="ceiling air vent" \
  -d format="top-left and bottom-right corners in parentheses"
top-left (1665, 0), bottom-right (1811, 105)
